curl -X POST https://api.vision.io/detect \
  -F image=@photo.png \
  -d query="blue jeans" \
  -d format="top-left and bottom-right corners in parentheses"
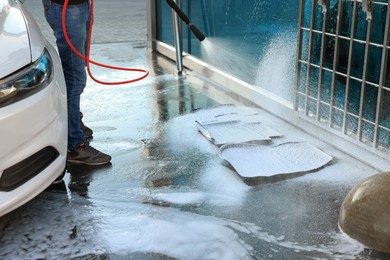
top-left (43, 0), bottom-right (90, 149)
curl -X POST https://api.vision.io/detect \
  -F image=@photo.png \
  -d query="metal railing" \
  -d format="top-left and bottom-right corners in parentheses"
top-left (295, 0), bottom-right (390, 153)
top-left (171, 0), bottom-right (184, 74)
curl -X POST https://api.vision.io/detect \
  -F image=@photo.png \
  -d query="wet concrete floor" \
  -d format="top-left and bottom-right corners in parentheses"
top-left (1, 0), bottom-right (390, 259)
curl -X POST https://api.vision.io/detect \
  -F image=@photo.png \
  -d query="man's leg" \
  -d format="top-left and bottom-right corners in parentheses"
top-left (43, 0), bottom-right (111, 165)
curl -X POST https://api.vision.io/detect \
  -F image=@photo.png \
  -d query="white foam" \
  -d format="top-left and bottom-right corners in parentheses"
top-left (153, 191), bottom-right (206, 205)
top-left (96, 204), bottom-right (253, 259)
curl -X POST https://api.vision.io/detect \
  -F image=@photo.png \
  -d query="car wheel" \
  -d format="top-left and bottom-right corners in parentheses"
top-left (52, 166), bottom-right (66, 185)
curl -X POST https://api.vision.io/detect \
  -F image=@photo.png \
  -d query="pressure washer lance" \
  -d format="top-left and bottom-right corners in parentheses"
top-left (166, 0), bottom-right (206, 42)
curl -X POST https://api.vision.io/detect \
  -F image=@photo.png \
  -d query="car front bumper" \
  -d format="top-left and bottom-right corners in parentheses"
top-left (0, 44), bottom-right (68, 217)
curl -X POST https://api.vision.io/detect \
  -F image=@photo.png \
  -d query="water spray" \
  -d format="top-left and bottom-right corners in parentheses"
top-left (165, 0), bottom-right (206, 42)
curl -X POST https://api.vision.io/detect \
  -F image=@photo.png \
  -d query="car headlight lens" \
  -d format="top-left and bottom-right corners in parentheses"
top-left (0, 49), bottom-right (53, 107)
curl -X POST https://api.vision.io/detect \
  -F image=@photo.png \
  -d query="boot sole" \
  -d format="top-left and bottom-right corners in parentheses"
top-left (67, 159), bottom-right (111, 166)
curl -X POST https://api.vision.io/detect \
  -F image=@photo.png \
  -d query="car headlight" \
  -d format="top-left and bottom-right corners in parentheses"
top-left (0, 49), bottom-right (53, 107)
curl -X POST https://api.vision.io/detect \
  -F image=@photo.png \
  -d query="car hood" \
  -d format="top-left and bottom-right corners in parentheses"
top-left (0, 0), bottom-right (46, 79)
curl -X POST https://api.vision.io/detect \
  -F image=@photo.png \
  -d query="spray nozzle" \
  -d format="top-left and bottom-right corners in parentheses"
top-left (166, 0), bottom-right (206, 42)
top-left (188, 23), bottom-right (205, 42)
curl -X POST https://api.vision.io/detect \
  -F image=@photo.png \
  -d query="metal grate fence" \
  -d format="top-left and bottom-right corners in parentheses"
top-left (295, 0), bottom-right (390, 153)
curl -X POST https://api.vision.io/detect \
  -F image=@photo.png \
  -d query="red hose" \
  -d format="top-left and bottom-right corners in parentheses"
top-left (61, 0), bottom-right (149, 85)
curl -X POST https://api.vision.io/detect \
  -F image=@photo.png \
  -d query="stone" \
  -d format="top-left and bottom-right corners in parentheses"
top-left (339, 172), bottom-right (390, 253)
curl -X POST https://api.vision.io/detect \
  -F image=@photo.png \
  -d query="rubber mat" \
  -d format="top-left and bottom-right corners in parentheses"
top-left (196, 120), bottom-right (282, 145)
top-left (219, 142), bottom-right (332, 178)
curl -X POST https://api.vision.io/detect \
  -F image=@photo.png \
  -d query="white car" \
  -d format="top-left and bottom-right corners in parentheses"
top-left (0, 0), bottom-right (67, 217)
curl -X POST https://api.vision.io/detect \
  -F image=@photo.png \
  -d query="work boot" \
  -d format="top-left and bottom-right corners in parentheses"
top-left (67, 143), bottom-right (111, 166)
top-left (80, 112), bottom-right (93, 141)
